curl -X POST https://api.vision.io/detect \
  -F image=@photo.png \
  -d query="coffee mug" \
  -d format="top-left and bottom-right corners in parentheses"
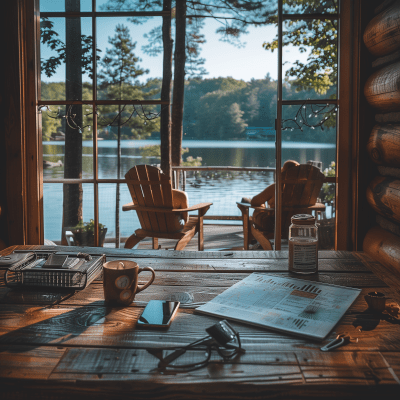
top-left (103, 260), bottom-right (155, 305)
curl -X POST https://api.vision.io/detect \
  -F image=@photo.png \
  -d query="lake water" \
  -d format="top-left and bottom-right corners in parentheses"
top-left (43, 140), bottom-right (336, 243)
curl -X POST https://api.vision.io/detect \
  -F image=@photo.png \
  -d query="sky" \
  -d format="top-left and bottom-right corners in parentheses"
top-left (40, 3), bottom-right (310, 84)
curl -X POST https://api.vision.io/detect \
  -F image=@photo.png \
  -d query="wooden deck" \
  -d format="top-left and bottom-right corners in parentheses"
top-left (135, 224), bottom-right (284, 251)
top-left (137, 224), bottom-right (245, 251)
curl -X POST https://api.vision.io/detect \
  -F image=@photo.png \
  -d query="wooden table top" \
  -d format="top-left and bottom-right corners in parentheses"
top-left (0, 245), bottom-right (399, 400)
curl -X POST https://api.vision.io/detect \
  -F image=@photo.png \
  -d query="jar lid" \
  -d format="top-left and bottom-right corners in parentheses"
top-left (291, 214), bottom-right (315, 225)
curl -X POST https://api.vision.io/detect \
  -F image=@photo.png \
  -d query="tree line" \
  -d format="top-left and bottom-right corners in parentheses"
top-left (42, 74), bottom-right (336, 143)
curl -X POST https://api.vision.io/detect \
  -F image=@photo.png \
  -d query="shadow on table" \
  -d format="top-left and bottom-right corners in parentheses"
top-left (352, 307), bottom-right (400, 332)
top-left (0, 300), bottom-right (114, 353)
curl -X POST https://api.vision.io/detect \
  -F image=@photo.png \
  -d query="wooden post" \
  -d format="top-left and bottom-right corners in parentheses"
top-left (171, 0), bottom-right (186, 167)
top-left (63, 0), bottom-right (83, 239)
top-left (160, 0), bottom-right (172, 178)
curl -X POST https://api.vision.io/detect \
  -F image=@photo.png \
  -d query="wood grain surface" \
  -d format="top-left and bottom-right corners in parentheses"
top-left (367, 124), bottom-right (400, 167)
top-left (364, 0), bottom-right (400, 56)
top-left (366, 176), bottom-right (400, 224)
top-left (0, 245), bottom-right (399, 399)
top-left (364, 61), bottom-right (400, 112)
top-left (363, 226), bottom-right (400, 279)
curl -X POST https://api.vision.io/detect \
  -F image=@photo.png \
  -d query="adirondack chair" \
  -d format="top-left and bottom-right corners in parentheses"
top-left (122, 165), bottom-right (212, 250)
top-left (237, 164), bottom-right (326, 250)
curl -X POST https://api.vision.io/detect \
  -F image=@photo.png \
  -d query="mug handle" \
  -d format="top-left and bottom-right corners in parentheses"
top-left (136, 267), bottom-right (156, 293)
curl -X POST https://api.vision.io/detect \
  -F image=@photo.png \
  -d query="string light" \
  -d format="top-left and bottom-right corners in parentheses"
top-left (38, 102), bottom-right (163, 134)
top-left (282, 99), bottom-right (337, 132)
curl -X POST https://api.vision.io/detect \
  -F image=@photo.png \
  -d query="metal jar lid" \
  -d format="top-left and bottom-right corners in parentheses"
top-left (291, 214), bottom-right (315, 225)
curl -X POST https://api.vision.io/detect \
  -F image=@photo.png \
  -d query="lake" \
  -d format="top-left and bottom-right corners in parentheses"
top-left (43, 140), bottom-right (336, 243)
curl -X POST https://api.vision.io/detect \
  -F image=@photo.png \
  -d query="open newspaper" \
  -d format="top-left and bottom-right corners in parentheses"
top-left (197, 273), bottom-right (361, 340)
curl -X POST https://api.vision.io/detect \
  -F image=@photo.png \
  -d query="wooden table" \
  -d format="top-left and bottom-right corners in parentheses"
top-left (0, 245), bottom-right (399, 399)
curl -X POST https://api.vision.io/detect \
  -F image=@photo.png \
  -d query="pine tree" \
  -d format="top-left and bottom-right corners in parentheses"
top-left (97, 24), bottom-right (159, 247)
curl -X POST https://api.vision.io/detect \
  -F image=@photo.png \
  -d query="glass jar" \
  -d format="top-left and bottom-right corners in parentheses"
top-left (288, 214), bottom-right (318, 274)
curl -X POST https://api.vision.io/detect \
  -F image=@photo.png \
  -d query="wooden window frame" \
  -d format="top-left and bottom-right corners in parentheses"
top-left (11, 0), bottom-right (357, 249)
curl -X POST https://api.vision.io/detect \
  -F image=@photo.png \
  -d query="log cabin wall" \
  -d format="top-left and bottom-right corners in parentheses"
top-left (362, 0), bottom-right (400, 270)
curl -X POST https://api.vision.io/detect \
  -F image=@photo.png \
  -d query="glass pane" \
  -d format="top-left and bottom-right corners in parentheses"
top-left (96, 17), bottom-right (162, 100)
top-left (43, 183), bottom-right (94, 245)
top-left (318, 182), bottom-right (336, 250)
top-left (40, 17), bottom-right (93, 100)
top-left (96, 104), bottom-right (161, 179)
top-left (40, 0), bottom-right (92, 12)
top-left (184, 170), bottom-right (275, 222)
top-left (97, 0), bottom-right (163, 12)
top-left (283, 0), bottom-right (338, 14)
top-left (98, 183), bottom-right (137, 248)
top-left (279, 103), bottom-right (336, 249)
top-left (280, 19), bottom-right (337, 100)
top-left (42, 104), bottom-right (94, 179)
top-left (281, 103), bottom-right (336, 170)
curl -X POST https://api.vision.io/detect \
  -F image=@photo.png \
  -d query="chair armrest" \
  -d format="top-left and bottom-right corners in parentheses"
top-left (237, 202), bottom-right (274, 212)
top-left (122, 202), bottom-right (212, 213)
top-left (236, 202), bottom-right (251, 209)
top-left (308, 202), bottom-right (326, 211)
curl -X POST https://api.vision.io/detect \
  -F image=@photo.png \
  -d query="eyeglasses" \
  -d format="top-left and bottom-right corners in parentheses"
top-left (158, 320), bottom-right (245, 371)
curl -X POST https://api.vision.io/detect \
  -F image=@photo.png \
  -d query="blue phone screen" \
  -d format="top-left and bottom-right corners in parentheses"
top-left (138, 300), bottom-right (179, 326)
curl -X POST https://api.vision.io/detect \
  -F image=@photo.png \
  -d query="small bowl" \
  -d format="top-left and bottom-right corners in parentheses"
top-left (364, 291), bottom-right (387, 313)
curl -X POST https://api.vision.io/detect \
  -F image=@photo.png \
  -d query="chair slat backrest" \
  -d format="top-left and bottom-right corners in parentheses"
top-left (125, 165), bottom-right (175, 233)
top-left (280, 164), bottom-right (325, 238)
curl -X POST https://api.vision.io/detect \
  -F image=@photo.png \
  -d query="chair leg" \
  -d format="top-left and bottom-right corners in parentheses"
top-left (242, 208), bottom-right (250, 250)
top-left (152, 237), bottom-right (159, 250)
top-left (251, 226), bottom-right (273, 250)
top-left (198, 215), bottom-right (204, 251)
top-left (124, 234), bottom-right (143, 249)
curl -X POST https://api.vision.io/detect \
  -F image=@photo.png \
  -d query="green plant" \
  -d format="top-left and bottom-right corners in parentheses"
top-left (321, 161), bottom-right (335, 203)
top-left (73, 219), bottom-right (106, 233)
top-left (139, 145), bottom-right (202, 167)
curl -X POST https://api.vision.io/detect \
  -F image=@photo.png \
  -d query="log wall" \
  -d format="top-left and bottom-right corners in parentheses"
top-left (363, 1), bottom-right (400, 271)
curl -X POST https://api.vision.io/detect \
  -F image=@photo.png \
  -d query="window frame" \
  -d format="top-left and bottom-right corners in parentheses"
top-left (275, 0), bottom-right (351, 250)
top-left (37, 3), bottom-right (171, 247)
top-left (17, 0), bottom-right (354, 249)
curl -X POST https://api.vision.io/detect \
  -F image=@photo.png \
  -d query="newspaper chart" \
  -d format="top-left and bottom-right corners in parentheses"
top-left (197, 273), bottom-right (361, 340)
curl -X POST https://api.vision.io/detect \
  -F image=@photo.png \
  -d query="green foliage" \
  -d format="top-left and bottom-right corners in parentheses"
top-left (321, 161), bottom-right (336, 203)
top-left (181, 148), bottom-right (202, 167)
top-left (73, 219), bottom-right (106, 233)
top-left (97, 24), bottom-right (160, 139)
top-left (139, 145), bottom-right (202, 166)
top-left (263, 1), bottom-right (338, 96)
top-left (40, 17), bottom-right (100, 79)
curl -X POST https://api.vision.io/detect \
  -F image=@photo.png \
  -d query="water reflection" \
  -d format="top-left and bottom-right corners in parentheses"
top-left (43, 140), bottom-right (336, 242)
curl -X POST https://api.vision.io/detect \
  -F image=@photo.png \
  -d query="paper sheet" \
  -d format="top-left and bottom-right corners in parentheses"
top-left (197, 273), bottom-right (361, 340)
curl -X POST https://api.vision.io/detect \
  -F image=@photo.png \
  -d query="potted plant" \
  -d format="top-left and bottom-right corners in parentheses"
top-left (71, 219), bottom-right (107, 247)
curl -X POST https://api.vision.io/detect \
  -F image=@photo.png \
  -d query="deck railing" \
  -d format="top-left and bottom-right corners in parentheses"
top-left (172, 166), bottom-right (276, 221)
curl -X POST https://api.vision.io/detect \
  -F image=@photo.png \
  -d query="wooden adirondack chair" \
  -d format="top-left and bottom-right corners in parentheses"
top-left (237, 164), bottom-right (326, 250)
top-left (122, 165), bottom-right (212, 250)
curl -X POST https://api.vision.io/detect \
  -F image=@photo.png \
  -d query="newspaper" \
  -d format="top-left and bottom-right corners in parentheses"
top-left (197, 273), bottom-right (361, 340)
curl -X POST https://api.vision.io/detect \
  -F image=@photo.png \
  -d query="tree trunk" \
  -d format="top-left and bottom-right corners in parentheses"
top-left (171, 0), bottom-right (186, 167)
top-left (160, 0), bottom-right (173, 178)
top-left (63, 0), bottom-right (83, 235)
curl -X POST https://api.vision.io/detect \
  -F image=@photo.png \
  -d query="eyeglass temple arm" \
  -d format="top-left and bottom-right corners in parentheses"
top-left (158, 336), bottom-right (214, 368)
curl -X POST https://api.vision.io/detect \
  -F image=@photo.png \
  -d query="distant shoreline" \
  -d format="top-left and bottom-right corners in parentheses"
top-left (43, 139), bottom-right (336, 149)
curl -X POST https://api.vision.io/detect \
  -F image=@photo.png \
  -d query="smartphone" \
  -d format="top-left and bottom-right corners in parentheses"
top-left (137, 300), bottom-right (180, 328)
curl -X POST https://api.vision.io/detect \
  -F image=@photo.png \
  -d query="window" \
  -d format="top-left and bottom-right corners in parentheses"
top-left (39, 1), bottom-right (168, 247)
top-left (36, 0), bottom-right (351, 250)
